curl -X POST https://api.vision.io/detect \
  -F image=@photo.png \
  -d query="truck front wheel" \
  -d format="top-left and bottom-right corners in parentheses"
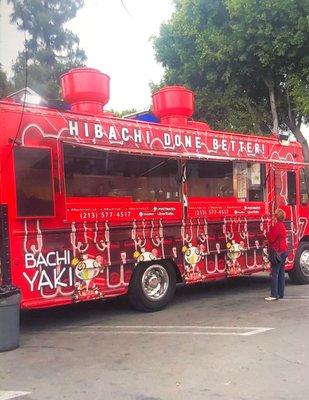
top-left (288, 242), bottom-right (309, 284)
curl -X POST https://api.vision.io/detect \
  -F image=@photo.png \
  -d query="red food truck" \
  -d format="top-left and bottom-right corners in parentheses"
top-left (0, 68), bottom-right (308, 311)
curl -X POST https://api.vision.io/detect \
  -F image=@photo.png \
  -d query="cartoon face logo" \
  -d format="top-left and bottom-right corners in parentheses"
top-left (138, 251), bottom-right (156, 262)
top-left (133, 248), bottom-right (157, 263)
top-left (184, 246), bottom-right (201, 267)
top-left (227, 241), bottom-right (244, 261)
top-left (71, 254), bottom-right (103, 289)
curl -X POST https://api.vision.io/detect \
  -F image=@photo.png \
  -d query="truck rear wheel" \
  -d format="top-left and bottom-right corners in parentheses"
top-left (128, 262), bottom-right (176, 312)
top-left (288, 242), bottom-right (309, 284)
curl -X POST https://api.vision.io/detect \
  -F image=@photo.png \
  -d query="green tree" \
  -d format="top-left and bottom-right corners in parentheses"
top-left (153, 0), bottom-right (309, 163)
top-left (0, 64), bottom-right (12, 98)
top-left (227, 0), bottom-right (309, 160)
top-left (0, 2), bottom-right (12, 97)
top-left (8, 0), bottom-right (87, 99)
top-left (108, 108), bottom-right (138, 118)
top-left (152, 0), bottom-right (267, 133)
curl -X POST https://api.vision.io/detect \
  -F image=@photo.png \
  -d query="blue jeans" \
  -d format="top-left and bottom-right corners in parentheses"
top-left (270, 252), bottom-right (288, 298)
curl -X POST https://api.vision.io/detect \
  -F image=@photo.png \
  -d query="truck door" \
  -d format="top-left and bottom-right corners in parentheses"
top-left (298, 168), bottom-right (309, 240)
top-left (273, 167), bottom-right (297, 261)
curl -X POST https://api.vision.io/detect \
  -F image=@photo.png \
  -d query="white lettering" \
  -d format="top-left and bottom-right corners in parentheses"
top-left (121, 127), bottom-right (130, 142)
top-left (69, 267), bottom-right (74, 287)
top-left (46, 252), bottom-right (56, 267)
top-left (37, 253), bottom-right (48, 267)
top-left (164, 133), bottom-right (171, 146)
top-left (23, 271), bottom-right (39, 291)
top-left (69, 120), bottom-right (79, 136)
top-left (108, 126), bottom-right (117, 141)
top-left (184, 135), bottom-right (192, 148)
top-left (134, 129), bottom-right (142, 143)
top-left (230, 140), bottom-right (236, 151)
top-left (222, 139), bottom-right (228, 151)
top-left (95, 124), bottom-right (104, 139)
top-left (23, 251), bottom-right (74, 291)
top-left (25, 250), bottom-right (71, 269)
top-left (247, 142), bottom-right (253, 153)
top-left (254, 143), bottom-right (265, 155)
top-left (84, 122), bottom-right (89, 138)
top-left (175, 134), bottom-right (182, 147)
top-left (38, 270), bottom-right (54, 290)
top-left (195, 137), bottom-right (202, 149)
top-left (56, 250), bottom-right (70, 265)
top-left (213, 138), bottom-right (219, 150)
top-left (146, 130), bottom-right (151, 144)
top-left (53, 267), bottom-right (68, 288)
top-left (25, 253), bottom-right (36, 269)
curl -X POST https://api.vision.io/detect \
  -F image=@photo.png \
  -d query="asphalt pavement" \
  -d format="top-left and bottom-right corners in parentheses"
top-left (1, 273), bottom-right (309, 400)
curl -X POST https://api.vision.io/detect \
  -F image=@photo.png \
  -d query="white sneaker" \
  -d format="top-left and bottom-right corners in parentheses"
top-left (265, 296), bottom-right (278, 301)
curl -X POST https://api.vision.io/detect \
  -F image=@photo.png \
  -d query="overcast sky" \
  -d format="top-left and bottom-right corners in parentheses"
top-left (0, 0), bottom-right (174, 111)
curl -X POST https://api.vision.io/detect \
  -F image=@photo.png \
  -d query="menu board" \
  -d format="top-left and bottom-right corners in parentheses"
top-left (250, 163), bottom-right (261, 186)
top-left (234, 162), bottom-right (248, 199)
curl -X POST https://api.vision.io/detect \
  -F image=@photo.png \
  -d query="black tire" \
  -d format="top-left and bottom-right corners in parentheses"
top-left (288, 241), bottom-right (309, 284)
top-left (128, 261), bottom-right (176, 312)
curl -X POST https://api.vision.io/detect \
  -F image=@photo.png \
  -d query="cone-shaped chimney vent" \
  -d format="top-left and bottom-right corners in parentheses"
top-left (61, 67), bottom-right (110, 115)
top-left (152, 86), bottom-right (194, 126)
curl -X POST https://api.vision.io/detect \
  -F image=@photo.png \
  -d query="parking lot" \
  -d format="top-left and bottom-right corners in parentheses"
top-left (1, 273), bottom-right (309, 400)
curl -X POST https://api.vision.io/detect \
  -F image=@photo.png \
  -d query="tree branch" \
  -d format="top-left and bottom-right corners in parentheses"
top-left (286, 90), bottom-right (293, 126)
top-left (242, 97), bottom-right (263, 134)
top-left (263, 77), bottom-right (279, 133)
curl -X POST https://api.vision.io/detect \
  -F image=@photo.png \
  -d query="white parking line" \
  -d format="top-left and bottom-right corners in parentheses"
top-left (81, 325), bottom-right (271, 330)
top-left (241, 327), bottom-right (273, 336)
top-left (0, 392), bottom-right (31, 400)
top-left (38, 325), bottom-right (274, 336)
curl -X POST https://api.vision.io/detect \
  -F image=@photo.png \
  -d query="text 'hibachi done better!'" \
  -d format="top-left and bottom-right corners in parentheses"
top-left (68, 120), bottom-right (267, 158)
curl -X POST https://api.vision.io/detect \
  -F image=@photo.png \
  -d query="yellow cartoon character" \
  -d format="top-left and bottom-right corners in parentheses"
top-left (226, 241), bottom-right (244, 276)
top-left (71, 254), bottom-right (103, 292)
top-left (227, 241), bottom-right (244, 261)
top-left (182, 244), bottom-right (202, 279)
top-left (133, 248), bottom-right (157, 263)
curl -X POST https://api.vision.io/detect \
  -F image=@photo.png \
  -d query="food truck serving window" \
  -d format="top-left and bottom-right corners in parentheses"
top-left (234, 162), bottom-right (266, 202)
top-left (187, 160), bottom-right (265, 201)
top-left (187, 160), bottom-right (233, 197)
top-left (64, 144), bottom-right (180, 202)
top-left (14, 147), bottom-right (54, 217)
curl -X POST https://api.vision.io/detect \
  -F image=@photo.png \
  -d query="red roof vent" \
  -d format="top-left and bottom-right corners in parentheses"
top-left (60, 67), bottom-right (110, 115)
top-left (152, 86), bottom-right (194, 126)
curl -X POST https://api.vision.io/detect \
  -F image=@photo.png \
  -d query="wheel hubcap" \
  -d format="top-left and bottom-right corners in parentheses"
top-left (300, 250), bottom-right (309, 277)
top-left (142, 264), bottom-right (169, 301)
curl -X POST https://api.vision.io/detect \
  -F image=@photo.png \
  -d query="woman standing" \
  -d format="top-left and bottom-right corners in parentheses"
top-left (265, 209), bottom-right (288, 301)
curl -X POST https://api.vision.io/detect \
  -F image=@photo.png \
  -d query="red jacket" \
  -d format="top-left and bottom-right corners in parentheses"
top-left (267, 222), bottom-right (288, 253)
